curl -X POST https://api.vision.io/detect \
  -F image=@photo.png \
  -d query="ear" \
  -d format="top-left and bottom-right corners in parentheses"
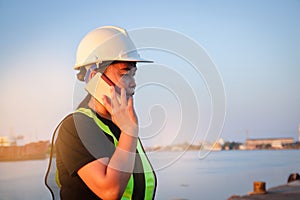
top-left (89, 70), bottom-right (97, 81)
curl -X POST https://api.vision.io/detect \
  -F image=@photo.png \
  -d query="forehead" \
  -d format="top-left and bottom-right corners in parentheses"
top-left (112, 62), bottom-right (137, 70)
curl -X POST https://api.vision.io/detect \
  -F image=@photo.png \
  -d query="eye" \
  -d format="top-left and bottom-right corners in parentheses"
top-left (124, 68), bottom-right (136, 76)
top-left (123, 70), bottom-right (130, 76)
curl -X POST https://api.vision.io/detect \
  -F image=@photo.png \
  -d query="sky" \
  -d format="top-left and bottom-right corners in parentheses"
top-left (0, 0), bottom-right (300, 146)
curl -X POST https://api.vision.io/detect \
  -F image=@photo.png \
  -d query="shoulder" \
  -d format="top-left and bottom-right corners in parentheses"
top-left (59, 112), bottom-right (94, 130)
top-left (56, 112), bottom-right (95, 143)
top-left (56, 112), bottom-right (116, 162)
top-left (58, 111), bottom-right (114, 144)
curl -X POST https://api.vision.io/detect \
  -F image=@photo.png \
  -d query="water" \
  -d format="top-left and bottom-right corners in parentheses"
top-left (0, 150), bottom-right (299, 200)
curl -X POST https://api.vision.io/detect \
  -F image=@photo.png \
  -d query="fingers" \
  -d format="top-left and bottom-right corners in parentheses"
top-left (102, 87), bottom-right (138, 136)
top-left (110, 86), bottom-right (120, 109)
top-left (128, 96), bottom-right (138, 123)
top-left (102, 95), bottom-right (112, 113)
top-left (106, 87), bottom-right (127, 116)
top-left (103, 86), bottom-right (134, 116)
top-left (120, 88), bottom-right (127, 106)
top-left (111, 87), bottom-right (127, 107)
top-left (128, 96), bottom-right (133, 110)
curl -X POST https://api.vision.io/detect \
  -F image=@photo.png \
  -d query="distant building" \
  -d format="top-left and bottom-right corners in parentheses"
top-left (298, 124), bottom-right (300, 142)
top-left (212, 142), bottom-right (222, 151)
top-left (238, 144), bottom-right (246, 150)
top-left (202, 141), bottom-right (222, 151)
top-left (0, 136), bottom-right (11, 146)
top-left (246, 137), bottom-right (294, 150)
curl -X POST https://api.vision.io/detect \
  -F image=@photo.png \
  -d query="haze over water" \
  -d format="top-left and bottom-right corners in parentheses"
top-left (0, 150), bottom-right (299, 199)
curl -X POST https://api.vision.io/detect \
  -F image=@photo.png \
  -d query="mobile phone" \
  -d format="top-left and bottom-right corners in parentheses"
top-left (85, 73), bottom-right (120, 105)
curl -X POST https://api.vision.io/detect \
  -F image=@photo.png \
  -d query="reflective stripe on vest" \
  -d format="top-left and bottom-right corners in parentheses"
top-left (75, 108), bottom-right (156, 200)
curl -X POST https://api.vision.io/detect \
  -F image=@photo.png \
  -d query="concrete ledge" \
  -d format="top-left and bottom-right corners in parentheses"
top-left (228, 181), bottom-right (300, 200)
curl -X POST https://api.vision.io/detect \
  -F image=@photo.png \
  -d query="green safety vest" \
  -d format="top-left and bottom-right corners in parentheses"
top-left (57, 108), bottom-right (156, 200)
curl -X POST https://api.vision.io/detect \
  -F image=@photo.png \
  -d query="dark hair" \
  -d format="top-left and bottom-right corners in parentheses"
top-left (77, 94), bottom-right (91, 109)
top-left (287, 173), bottom-right (300, 183)
top-left (76, 67), bottom-right (87, 81)
top-left (76, 61), bottom-right (116, 82)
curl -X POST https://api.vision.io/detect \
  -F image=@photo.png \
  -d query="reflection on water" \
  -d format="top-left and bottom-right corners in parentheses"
top-left (153, 150), bottom-right (300, 199)
top-left (0, 150), bottom-right (299, 199)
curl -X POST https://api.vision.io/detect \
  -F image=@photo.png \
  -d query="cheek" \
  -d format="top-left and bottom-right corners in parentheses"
top-left (107, 72), bottom-right (123, 86)
top-left (121, 76), bottom-right (131, 86)
top-left (114, 76), bottom-right (128, 87)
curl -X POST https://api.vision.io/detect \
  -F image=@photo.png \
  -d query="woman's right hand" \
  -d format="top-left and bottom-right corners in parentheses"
top-left (102, 87), bottom-right (138, 137)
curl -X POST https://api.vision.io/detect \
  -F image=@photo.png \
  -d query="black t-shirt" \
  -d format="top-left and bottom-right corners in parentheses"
top-left (55, 109), bottom-right (147, 199)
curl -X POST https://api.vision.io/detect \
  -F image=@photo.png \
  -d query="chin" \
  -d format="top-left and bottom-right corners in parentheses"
top-left (127, 93), bottom-right (134, 99)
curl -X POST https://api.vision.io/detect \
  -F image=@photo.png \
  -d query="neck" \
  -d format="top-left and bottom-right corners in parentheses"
top-left (88, 97), bottom-right (111, 120)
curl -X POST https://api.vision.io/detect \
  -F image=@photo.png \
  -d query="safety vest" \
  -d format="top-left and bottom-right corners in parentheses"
top-left (72, 108), bottom-right (156, 200)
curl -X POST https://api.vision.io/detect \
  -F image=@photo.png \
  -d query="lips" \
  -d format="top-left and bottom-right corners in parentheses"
top-left (127, 88), bottom-right (135, 97)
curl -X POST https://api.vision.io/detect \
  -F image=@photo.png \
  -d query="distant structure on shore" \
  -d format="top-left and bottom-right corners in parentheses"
top-left (145, 135), bottom-right (300, 152)
top-left (298, 124), bottom-right (300, 142)
top-left (0, 136), bottom-right (49, 161)
top-left (0, 136), bottom-right (10, 146)
top-left (245, 137), bottom-right (294, 150)
top-left (0, 140), bottom-right (49, 161)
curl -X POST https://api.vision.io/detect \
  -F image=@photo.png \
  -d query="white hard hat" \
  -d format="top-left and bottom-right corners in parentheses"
top-left (74, 26), bottom-right (152, 70)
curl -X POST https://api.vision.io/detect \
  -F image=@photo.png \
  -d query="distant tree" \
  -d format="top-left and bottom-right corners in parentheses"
top-left (222, 141), bottom-right (243, 150)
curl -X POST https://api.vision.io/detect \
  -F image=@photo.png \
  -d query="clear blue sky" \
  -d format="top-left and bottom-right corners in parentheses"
top-left (0, 0), bottom-right (299, 145)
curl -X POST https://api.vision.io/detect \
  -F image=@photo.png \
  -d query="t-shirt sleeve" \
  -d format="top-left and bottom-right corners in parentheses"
top-left (56, 113), bottom-right (116, 176)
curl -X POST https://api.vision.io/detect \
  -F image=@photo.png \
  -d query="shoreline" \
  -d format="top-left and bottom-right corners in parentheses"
top-left (228, 180), bottom-right (300, 200)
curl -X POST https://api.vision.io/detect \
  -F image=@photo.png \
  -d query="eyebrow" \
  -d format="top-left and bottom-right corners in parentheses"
top-left (119, 67), bottom-right (137, 71)
top-left (119, 67), bottom-right (131, 71)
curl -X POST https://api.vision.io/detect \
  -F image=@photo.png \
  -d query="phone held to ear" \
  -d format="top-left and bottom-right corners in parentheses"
top-left (85, 73), bottom-right (120, 105)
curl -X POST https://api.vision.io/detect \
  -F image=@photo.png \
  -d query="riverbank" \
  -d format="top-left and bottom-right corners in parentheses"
top-left (145, 141), bottom-right (300, 152)
top-left (0, 141), bottom-right (49, 161)
top-left (228, 180), bottom-right (300, 200)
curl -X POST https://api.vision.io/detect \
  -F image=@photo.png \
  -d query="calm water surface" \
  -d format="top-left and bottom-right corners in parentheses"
top-left (0, 150), bottom-right (299, 200)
